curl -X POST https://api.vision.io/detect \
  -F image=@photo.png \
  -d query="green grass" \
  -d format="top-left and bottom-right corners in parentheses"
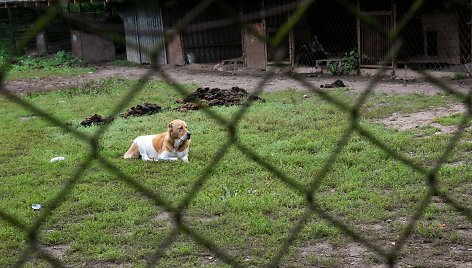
top-left (111, 59), bottom-right (140, 67)
top-left (433, 113), bottom-right (469, 126)
top-left (5, 66), bottom-right (96, 80)
top-left (0, 79), bottom-right (471, 267)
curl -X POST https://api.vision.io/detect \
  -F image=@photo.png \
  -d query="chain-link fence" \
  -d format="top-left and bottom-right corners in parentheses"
top-left (0, 0), bottom-right (471, 267)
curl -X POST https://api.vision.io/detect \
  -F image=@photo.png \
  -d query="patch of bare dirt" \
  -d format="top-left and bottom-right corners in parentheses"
top-left (152, 211), bottom-right (171, 223)
top-left (3, 63), bottom-right (472, 96)
top-left (298, 240), bottom-right (334, 259)
top-left (297, 235), bottom-right (472, 268)
top-left (381, 104), bottom-right (466, 133)
top-left (39, 244), bottom-right (70, 261)
top-left (298, 241), bottom-right (379, 268)
top-left (199, 253), bottom-right (218, 266)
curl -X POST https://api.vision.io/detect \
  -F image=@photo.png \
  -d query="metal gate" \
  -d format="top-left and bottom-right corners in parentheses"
top-left (358, 11), bottom-right (393, 67)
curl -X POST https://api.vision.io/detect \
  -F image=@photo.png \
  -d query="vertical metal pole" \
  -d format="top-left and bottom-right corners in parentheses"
top-left (7, 7), bottom-right (16, 53)
top-left (357, 0), bottom-right (361, 68)
top-left (392, 0), bottom-right (397, 74)
top-left (289, 26), bottom-right (294, 71)
top-left (262, 0), bottom-right (267, 69)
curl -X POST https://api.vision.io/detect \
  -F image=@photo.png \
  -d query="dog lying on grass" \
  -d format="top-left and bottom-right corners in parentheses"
top-left (123, 119), bottom-right (191, 162)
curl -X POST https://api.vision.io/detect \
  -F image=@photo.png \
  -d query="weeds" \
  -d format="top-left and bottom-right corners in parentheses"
top-left (328, 49), bottom-right (360, 75)
top-left (416, 221), bottom-right (445, 239)
top-left (451, 72), bottom-right (468, 80)
top-left (11, 50), bottom-right (83, 71)
top-left (4, 50), bottom-right (94, 80)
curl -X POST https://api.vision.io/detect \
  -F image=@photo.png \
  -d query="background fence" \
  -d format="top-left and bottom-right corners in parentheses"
top-left (294, 0), bottom-right (472, 74)
top-left (0, 0), bottom-right (471, 267)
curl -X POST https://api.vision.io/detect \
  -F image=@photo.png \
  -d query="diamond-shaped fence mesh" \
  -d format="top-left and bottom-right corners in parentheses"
top-left (0, 0), bottom-right (471, 267)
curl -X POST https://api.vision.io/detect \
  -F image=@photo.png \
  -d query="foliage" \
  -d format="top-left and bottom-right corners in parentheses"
top-left (328, 49), bottom-right (360, 75)
top-left (3, 50), bottom-right (94, 80)
top-left (416, 221), bottom-right (444, 239)
top-left (0, 43), bottom-right (12, 63)
top-left (67, 2), bottom-right (107, 13)
top-left (11, 50), bottom-right (84, 71)
top-left (451, 72), bottom-right (468, 80)
top-left (433, 113), bottom-right (469, 126)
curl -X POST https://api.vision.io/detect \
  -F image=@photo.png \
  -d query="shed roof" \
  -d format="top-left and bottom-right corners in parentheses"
top-left (0, 0), bottom-right (120, 8)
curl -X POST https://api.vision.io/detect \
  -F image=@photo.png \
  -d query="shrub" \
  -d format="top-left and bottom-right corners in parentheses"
top-left (328, 49), bottom-right (360, 75)
top-left (11, 50), bottom-right (83, 71)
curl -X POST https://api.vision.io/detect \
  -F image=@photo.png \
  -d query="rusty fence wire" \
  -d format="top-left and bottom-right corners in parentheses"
top-left (0, 0), bottom-right (472, 267)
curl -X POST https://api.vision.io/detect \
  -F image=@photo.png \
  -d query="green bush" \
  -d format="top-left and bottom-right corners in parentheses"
top-left (0, 43), bottom-right (11, 62)
top-left (328, 49), bottom-right (360, 75)
top-left (11, 50), bottom-right (83, 71)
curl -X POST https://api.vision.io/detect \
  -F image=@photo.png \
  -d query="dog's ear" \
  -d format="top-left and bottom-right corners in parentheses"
top-left (168, 122), bottom-right (173, 129)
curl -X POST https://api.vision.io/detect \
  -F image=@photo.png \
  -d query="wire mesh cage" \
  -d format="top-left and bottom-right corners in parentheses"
top-left (0, 0), bottom-right (471, 267)
top-left (292, 0), bottom-right (472, 74)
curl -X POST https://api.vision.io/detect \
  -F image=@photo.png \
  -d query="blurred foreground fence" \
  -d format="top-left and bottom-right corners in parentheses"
top-left (0, 0), bottom-right (471, 267)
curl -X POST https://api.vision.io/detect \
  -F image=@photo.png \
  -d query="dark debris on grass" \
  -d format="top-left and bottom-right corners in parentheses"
top-left (320, 79), bottom-right (346, 88)
top-left (80, 114), bottom-right (114, 127)
top-left (79, 87), bottom-right (266, 126)
top-left (120, 103), bottom-right (162, 118)
top-left (175, 86), bottom-right (265, 112)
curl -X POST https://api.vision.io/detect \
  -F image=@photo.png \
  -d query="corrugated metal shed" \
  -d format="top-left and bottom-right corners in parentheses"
top-left (178, 1), bottom-right (242, 63)
top-left (121, 0), bottom-right (166, 64)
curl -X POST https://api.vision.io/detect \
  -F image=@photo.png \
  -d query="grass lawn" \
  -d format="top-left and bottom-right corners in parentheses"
top-left (0, 78), bottom-right (471, 267)
top-left (4, 66), bottom-right (96, 81)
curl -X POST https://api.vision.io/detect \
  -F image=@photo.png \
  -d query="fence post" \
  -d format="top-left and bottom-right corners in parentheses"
top-left (7, 7), bottom-right (16, 54)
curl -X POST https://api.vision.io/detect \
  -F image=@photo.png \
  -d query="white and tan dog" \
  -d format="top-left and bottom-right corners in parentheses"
top-left (123, 119), bottom-right (191, 162)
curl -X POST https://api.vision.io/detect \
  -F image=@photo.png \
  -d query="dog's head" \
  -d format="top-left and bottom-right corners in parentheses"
top-left (168, 119), bottom-right (191, 141)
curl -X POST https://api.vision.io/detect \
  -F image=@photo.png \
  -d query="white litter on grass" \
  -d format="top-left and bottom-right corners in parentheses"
top-left (32, 204), bottom-right (42, 210)
top-left (50, 157), bottom-right (65, 163)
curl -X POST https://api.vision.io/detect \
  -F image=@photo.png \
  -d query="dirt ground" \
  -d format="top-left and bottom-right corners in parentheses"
top-left (4, 62), bottom-right (472, 96)
top-left (4, 62), bottom-right (471, 131)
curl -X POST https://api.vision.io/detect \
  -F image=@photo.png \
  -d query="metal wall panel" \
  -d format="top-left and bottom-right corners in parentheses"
top-left (359, 12), bottom-right (393, 67)
top-left (182, 25), bottom-right (242, 63)
top-left (121, 0), bottom-right (166, 64)
top-left (122, 7), bottom-right (140, 63)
